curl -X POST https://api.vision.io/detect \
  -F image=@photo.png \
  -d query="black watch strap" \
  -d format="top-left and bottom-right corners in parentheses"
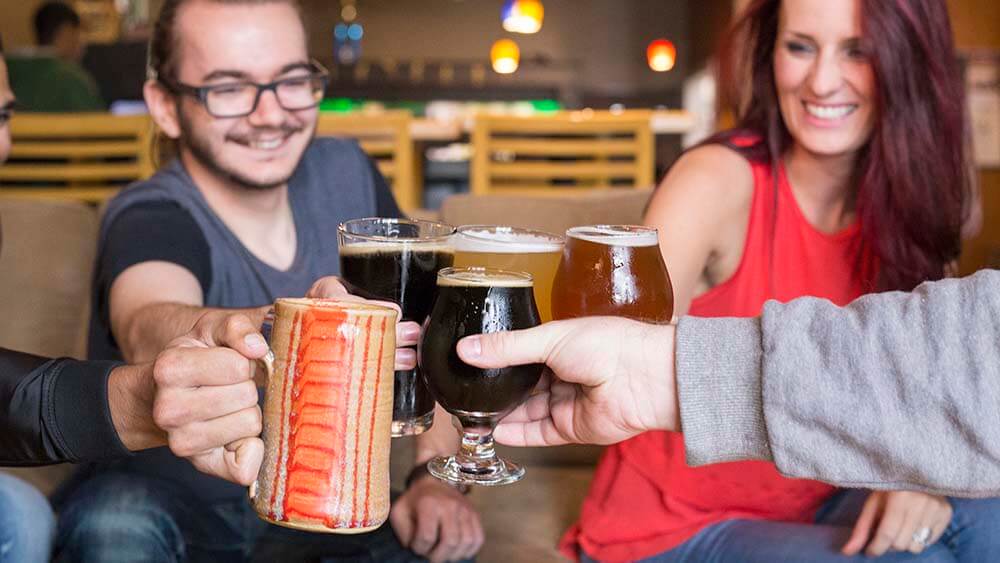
top-left (405, 463), bottom-right (470, 495)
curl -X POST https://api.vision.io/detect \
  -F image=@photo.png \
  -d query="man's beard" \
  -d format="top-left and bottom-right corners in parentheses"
top-left (177, 107), bottom-right (313, 191)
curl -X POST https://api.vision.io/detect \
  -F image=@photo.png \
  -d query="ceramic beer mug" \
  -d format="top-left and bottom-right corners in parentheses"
top-left (251, 298), bottom-right (397, 534)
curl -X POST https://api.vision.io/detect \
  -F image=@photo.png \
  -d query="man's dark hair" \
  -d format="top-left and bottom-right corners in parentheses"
top-left (0, 32), bottom-right (5, 54)
top-left (34, 2), bottom-right (82, 46)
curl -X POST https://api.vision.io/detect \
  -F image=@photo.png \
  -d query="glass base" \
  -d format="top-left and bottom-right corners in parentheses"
top-left (427, 455), bottom-right (525, 487)
top-left (391, 412), bottom-right (435, 438)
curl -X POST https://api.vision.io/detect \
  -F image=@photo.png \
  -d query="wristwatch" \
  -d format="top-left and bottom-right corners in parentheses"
top-left (405, 464), bottom-right (471, 495)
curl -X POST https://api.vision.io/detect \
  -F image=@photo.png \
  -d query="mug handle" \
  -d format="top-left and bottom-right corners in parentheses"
top-left (247, 308), bottom-right (277, 500)
top-left (254, 307), bottom-right (276, 387)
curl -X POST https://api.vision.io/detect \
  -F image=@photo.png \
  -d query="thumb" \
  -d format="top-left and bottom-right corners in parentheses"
top-left (223, 436), bottom-right (265, 487)
top-left (457, 324), bottom-right (556, 370)
top-left (212, 314), bottom-right (270, 360)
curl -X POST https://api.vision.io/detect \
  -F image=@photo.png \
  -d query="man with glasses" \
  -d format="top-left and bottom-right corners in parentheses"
top-left (58, 1), bottom-right (484, 561)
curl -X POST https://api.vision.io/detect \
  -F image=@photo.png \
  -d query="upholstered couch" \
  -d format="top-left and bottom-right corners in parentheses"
top-left (0, 188), bottom-right (654, 562)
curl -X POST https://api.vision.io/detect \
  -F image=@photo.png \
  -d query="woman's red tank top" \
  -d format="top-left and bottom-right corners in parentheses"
top-left (560, 133), bottom-right (876, 562)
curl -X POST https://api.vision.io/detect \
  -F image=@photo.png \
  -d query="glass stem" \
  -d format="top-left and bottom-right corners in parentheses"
top-left (454, 422), bottom-right (501, 476)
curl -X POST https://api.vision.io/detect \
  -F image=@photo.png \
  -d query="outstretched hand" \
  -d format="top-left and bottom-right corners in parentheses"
top-left (455, 317), bottom-right (680, 447)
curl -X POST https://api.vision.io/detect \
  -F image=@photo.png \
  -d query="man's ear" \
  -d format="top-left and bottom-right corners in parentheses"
top-left (144, 80), bottom-right (181, 139)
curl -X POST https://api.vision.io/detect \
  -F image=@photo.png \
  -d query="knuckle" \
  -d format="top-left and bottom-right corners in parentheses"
top-left (239, 381), bottom-right (260, 408)
top-left (224, 314), bottom-right (246, 336)
top-left (247, 407), bottom-right (264, 435)
top-left (152, 351), bottom-right (182, 386)
top-left (417, 530), bottom-right (436, 544)
top-left (876, 531), bottom-right (896, 545)
top-left (152, 395), bottom-right (185, 429)
top-left (193, 311), bottom-right (217, 336)
top-left (167, 433), bottom-right (197, 458)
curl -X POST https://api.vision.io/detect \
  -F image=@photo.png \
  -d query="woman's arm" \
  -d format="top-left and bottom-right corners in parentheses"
top-left (643, 144), bottom-right (755, 316)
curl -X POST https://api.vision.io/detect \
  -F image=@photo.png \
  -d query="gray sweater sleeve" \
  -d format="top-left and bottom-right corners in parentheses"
top-left (676, 269), bottom-right (1000, 498)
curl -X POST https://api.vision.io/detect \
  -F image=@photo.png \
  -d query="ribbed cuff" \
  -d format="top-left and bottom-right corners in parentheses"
top-left (675, 316), bottom-right (772, 465)
top-left (48, 359), bottom-right (132, 462)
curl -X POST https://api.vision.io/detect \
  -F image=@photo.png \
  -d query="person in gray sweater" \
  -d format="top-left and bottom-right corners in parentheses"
top-left (456, 268), bottom-right (1000, 500)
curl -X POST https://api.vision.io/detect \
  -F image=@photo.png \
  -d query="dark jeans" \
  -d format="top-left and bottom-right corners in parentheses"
top-left (54, 471), bottom-right (425, 563)
top-left (584, 489), bottom-right (1000, 562)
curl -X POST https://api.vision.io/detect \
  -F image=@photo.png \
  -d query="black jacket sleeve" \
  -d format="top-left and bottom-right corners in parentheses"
top-left (0, 348), bottom-right (131, 466)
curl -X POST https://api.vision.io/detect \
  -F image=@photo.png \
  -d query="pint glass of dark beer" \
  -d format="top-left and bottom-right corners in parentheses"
top-left (339, 218), bottom-right (456, 437)
top-left (419, 267), bottom-right (544, 486)
top-left (551, 225), bottom-right (674, 322)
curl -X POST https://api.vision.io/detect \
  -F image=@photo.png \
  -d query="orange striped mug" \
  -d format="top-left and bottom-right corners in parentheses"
top-left (251, 298), bottom-right (397, 533)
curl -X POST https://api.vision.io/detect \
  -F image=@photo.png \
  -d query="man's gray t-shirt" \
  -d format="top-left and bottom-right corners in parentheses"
top-left (88, 137), bottom-right (402, 500)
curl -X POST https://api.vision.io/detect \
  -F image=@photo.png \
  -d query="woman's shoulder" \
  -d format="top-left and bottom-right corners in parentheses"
top-left (652, 138), bottom-right (757, 214)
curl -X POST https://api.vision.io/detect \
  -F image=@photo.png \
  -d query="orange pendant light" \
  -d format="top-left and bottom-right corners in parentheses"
top-left (491, 39), bottom-right (521, 74)
top-left (647, 39), bottom-right (677, 72)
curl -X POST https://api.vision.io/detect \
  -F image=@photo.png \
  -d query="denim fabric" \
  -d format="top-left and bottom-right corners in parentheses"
top-left (583, 490), bottom-right (1000, 562)
top-left (0, 473), bottom-right (55, 563)
top-left (55, 470), bottom-right (429, 563)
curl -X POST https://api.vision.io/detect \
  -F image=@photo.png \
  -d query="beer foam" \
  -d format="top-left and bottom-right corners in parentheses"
top-left (438, 267), bottom-right (533, 288)
top-left (566, 225), bottom-right (659, 247)
top-left (455, 227), bottom-right (563, 254)
top-left (340, 241), bottom-right (454, 255)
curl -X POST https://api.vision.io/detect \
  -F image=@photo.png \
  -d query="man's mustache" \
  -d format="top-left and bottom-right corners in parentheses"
top-left (226, 123), bottom-right (305, 144)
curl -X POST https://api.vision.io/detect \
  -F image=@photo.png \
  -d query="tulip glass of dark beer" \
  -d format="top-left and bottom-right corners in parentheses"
top-left (551, 225), bottom-right (674, 323)
top-left (338, 218), bottom-right (456, 437)
top-left (419, 267), bottom-right (544, 486)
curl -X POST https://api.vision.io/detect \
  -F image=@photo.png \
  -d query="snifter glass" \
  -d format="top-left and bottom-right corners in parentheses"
top-left (551, 225), bottom-right (674, 323)
top-left (419, 267), bottom-right (544, 486)
top-left (338, 218), bottom-right (456, 437)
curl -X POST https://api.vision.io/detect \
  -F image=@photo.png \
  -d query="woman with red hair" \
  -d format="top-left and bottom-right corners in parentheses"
top-left (564, 0), bottom-right (991, 561)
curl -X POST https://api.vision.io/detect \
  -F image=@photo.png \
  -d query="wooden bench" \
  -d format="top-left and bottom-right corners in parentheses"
top-left (0, 113), bottom-right (154, 203)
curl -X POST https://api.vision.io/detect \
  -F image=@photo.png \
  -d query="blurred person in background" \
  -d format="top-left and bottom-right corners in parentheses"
top-left (6, 1), bottom-right (104, 112)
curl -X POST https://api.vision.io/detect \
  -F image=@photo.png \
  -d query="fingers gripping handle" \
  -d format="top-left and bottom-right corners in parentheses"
top-left (248, 308), bottom-right (276, 498)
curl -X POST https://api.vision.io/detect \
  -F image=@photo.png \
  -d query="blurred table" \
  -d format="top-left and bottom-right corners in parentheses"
top-left (408, 109), bottom-right (694, 142)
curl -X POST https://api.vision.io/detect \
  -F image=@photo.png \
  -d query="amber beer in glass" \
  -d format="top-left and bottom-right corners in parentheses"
top-left (339, 218), bottom-right (456, 437)
top-left (452, 225), bottom-right (563, 322)
top-left (551, 225), bottom-right (674, 322)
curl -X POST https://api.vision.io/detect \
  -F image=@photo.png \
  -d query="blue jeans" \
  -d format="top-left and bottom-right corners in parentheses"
top-left (54, 471), bottom-right (428, 562)
top-left (583, 490), bottom-right (1000, 562)
top-left (0, 473), bottom-right (55, 563)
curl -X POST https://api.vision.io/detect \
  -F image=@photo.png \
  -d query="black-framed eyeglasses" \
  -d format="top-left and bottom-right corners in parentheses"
top-left (0, 102), bottom-right (15, 127)
top-left (160, 61), bottom-right (329, 119)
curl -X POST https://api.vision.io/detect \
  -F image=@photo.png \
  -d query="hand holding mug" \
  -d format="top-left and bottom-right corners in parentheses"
top-left (151, 312), bottom-right (268, 486)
